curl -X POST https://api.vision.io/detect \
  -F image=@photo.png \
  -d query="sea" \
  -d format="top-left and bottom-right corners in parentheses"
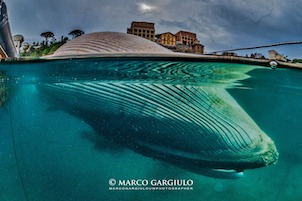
top-left (0, 57), bottom-right (301, 201)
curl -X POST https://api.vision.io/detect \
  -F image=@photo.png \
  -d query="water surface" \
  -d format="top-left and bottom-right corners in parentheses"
top-left (0, 58), bottom-right (301, 201)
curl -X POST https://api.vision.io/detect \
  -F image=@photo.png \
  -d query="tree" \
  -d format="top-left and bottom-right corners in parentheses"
top-left (60, 35), bottom-right (69, 43)
top-left (69, 29), bottom-right (84, 39)
top-left (40, 31), bottom-right (55, 46)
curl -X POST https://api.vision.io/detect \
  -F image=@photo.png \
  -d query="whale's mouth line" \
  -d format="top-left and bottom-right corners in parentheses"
top-left (132, 137), bottom-right (277, 168)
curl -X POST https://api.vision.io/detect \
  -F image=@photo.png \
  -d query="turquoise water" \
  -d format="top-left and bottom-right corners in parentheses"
top-left (0, 58), bottom-right (302, 201)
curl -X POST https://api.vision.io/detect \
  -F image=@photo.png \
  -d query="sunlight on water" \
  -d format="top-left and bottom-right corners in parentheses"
top-left (1, 58), bottom-right (302, 201)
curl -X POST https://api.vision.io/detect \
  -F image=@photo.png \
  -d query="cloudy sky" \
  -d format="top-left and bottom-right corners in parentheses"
top-left (5, 0), bottom-right (302, 58)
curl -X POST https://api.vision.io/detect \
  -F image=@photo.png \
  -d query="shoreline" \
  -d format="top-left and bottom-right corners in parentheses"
top-left (1, 53), bottom-right (302, 69)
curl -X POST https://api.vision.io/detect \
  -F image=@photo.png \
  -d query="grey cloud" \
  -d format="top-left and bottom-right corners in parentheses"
top-left (5, 0), bottom-right (302, 58)
top-left (158, 19), bottom-right (191, 31)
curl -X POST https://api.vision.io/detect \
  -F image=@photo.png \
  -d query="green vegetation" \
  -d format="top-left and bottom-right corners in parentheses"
top-left (292, 59), bottom-right (302, 63)
top-left (21, 39), bottom-right (68, 57)
top-left (20, 29), bottom-right (84, 58)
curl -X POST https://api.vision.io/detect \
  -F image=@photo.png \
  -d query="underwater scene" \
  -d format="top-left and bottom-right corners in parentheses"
top-left (1, 58), bottom-right (301, 201)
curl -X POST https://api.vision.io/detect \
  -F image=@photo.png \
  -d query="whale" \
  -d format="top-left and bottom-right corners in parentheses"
top-left (36, 32), bottom-right (279, 179)
top-left (37, 57), bottom-right (278, 179)
top-left (39, 77), bottom-right (277, 179)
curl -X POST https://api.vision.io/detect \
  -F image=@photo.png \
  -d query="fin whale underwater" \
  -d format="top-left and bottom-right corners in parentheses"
top-left (0, 0), bottom-right (278, 179)
top-left (36, 32), bottom-right (278, 179)
top-left (39, 79), bottom-right (277, 179)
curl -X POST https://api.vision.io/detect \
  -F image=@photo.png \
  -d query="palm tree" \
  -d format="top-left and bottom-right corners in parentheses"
top-left (69, 29), bottom-right (84, 39)
top-left (40, 31), bottom-right (55, 46)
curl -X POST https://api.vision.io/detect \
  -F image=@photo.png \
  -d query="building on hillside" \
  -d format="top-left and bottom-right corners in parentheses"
top-left (155, 32), bottom-right (176, 47)
top-left (175, 31), bottom-right (197, 45)
top-left (268, 50), bottom-right (286, 61)
top-left (127, 21), bottom-right (155, 41)
top-left (174, 31), bottom-right (204, 54)
top-left (192, 42), bottom-right (204, 55)
top-left (126, 23), bottom-right (205, 55)
top-left (155, 30), bottom-right (204, 54)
